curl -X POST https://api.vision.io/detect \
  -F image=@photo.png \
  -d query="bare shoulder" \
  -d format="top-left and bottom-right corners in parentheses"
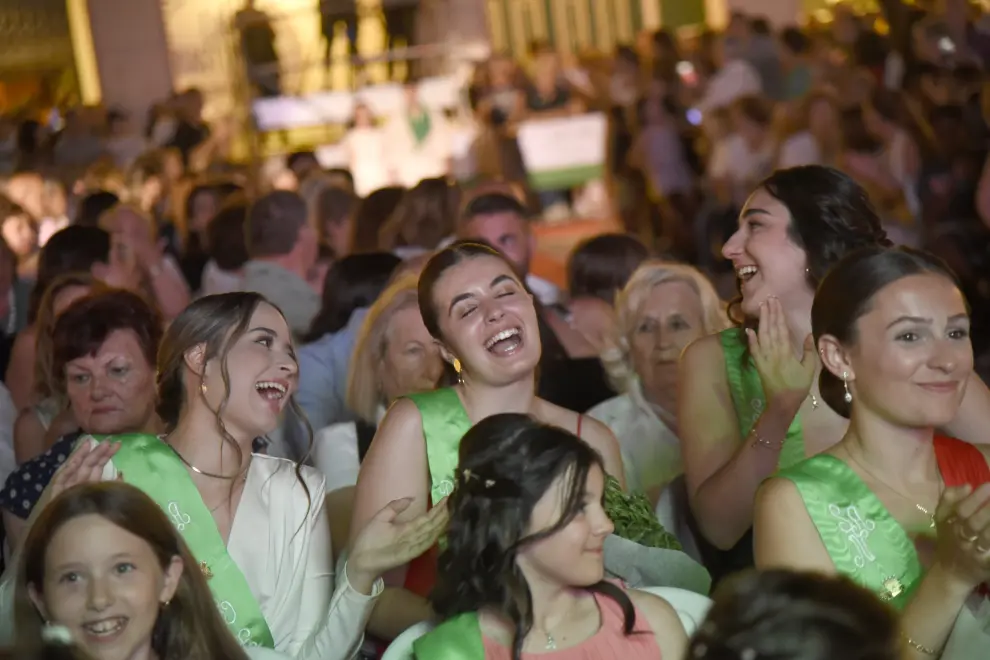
top-left (754, 476), bottom-right (835, 572)
top-left (627, 589), bottom-right (684, 632)
top-left (679, 331), bottom-right (728, 378)
top-left (627, 589), bottom-right (689, 657)
top-left (368, 398), bottom-right (425, 453)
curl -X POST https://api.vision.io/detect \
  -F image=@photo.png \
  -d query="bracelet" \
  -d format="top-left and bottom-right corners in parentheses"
top-left (901, 634), bottom-right (938, 657)
top-left (750, 427), bottom-right (783, 450)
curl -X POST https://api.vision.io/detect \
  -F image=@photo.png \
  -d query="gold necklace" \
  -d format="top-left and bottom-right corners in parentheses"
top-left (844, 449), bottom-right (939, 528)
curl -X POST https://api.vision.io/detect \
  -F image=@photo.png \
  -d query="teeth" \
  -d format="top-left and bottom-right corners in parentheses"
top-left (737, 265), bottom-right (758, 278)
top-left (255, 381), bottom-right (286, 399)
top-left (84, 618), bottom-right (125, 635)
top-left (485, 328), bottom-right (520, 350)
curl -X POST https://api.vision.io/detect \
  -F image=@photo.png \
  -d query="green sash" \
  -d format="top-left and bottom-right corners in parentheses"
top-left (408, 388), bottom-right (471, 506)
top-left (413, 613), bottom-right (484, 660)
top-left (720, 328), bottom-right (805, 470)
top-left (778, 454), bottom-right (924, 609)
top-left (106, 434), bottom-right (276, 648)
top-left (407, 388), bottom-right (681, 551)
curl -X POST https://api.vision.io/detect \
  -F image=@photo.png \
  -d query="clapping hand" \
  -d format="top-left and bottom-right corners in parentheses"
top-left (933, 484), bottom-right (990, 591)
top-left (346, 498), bottom-right (449, 595)
top-left (745, 297), bottom-right (816, 407)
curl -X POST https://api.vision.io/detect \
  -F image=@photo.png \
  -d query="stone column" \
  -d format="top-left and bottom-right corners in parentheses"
top-left (79, 0), bottom-right (173, 120)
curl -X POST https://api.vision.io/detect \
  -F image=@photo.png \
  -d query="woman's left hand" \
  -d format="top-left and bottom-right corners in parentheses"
top-left (346, 497), bottom-right (449, 594)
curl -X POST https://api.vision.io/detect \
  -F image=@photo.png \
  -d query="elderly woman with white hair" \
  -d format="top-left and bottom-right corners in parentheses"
top-left (589, 261), bottom-right (729, 552)
top-left (314, 273), bottom-right (443, 553)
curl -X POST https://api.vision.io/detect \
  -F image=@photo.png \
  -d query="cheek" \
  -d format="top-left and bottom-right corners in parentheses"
top-left (629, 333), bottom-right (653, 359)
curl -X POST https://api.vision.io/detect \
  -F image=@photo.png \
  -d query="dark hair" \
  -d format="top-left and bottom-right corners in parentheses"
top-left (304, 252), bottom-right (402, 342)
top-left (51, 289), bottom-right (162, 394)
top-left (183, 183), bottom-right (220, 230)
top-left (34, 273), bottom-right (108, 401)
top-left (16, 482), bottom-right (249, 660)
top-left (246, 191), bottom-right (307, 258)
top-left (316, 185), bottom-right (357, 226)
top-left (29, 226), bottom-right (111, 323)
top-left (462, 192), bottom-right (528, 225)
top-left (780, 27), bottom-right (809, 55)
top-left (840, 107), bottom-right (882, 154)
top-left (205, 202), bottom-right (249, 271)
top-left (732, 95), bottom-right (773, 128)
top-left (749, 17), bottom-right (771, 35)
top-left (380, 178), bottom-right (456, 251)
top-left (812, 246), bottom-right (961, 418)
top-left (0, 640), bottom-right (94, 660)
top-left (417, 240), bottom-right (511, 339)
top-left (286, 150), bottom-right (319, 176)
top-left (567, 234), bottom-right (649, 305)
top-left (155, 293), bottom-right (312, 501)
top-left (75, 191), bottom-right (120, 228)
top-left (729, 166), bottom-right (890, 324)
top-left (351, 186), bottom-right (405, 253)
top-left (432, 413), bottom-right (636, 660)
top-left (689, 570), bottom-right (899, 660)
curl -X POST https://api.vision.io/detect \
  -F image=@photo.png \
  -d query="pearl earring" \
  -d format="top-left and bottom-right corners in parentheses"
top-left (842, 372), bottom-right (853, 404)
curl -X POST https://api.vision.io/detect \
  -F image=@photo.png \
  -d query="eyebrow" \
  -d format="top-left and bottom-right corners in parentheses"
top-left (248, 326), bottom-right (278, 335)
top-left (886, 313), bottom-right (968, 329)
top-left (741, 207), bottom-right (771, 219)
top-left (447, 275), bottom-right (518, 316)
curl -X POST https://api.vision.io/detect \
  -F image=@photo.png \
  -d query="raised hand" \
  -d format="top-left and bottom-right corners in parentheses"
top-left (45, 438), bottom-right (121, 504)
top-left (745, 297), bottom-right (816, 406)
top-left (346, 497), bottom-right (449, 594)
top-left (933, 484), bottom-right (990, 591)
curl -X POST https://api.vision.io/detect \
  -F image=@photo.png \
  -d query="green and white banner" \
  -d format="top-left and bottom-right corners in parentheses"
top-left (517, 112), bottom-right (607, 191)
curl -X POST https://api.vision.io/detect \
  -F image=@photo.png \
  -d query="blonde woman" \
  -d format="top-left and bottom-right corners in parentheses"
top-left (590, 261), bottom-right (728, 501)
top-left (589, 262), bottom-right (728, 556)
top-left (314, 273), bottom-right (443, 553)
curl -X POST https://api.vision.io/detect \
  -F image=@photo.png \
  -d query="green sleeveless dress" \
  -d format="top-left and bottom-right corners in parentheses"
top-left (407, 387), bottom-right (682, 549)
top-left (696, 329), bottom-right (807, 584)
top-left (719, 328), bottom-right (805, 469)
top-left (777, 455), bottom-right (923, 608)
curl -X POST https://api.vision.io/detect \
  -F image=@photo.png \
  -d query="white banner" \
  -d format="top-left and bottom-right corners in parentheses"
top-left (516, 113), bottom-right (607, 190)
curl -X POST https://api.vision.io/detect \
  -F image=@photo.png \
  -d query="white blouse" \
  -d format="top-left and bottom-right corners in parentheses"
top-left (101, 455), bottom-right (381, 660)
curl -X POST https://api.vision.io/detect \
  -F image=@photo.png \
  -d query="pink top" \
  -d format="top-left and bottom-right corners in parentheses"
top-left (481, 590), bottom-right (661, 659)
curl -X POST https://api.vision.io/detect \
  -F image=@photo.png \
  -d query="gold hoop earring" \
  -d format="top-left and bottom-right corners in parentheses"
top-left (843, 372), bottom-right (852, 404)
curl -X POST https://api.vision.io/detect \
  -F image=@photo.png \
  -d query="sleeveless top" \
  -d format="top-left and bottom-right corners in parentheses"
top-left (777, 436), bottom-right (990, 609)
top-left (693, 329), bottom-right (806, 585)
top-left (403, 388), bottom-right (684, 596)
top-left (414, 586), bottom-right (661, 660)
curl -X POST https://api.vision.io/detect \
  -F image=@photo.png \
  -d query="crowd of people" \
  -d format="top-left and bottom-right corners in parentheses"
top-left (0, 0), bottom-right (984, 659)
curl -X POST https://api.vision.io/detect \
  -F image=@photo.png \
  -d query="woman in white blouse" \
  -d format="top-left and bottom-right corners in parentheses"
top-left (0, 292), bottom-right (447, 660)
top-left (589, 262), bottom-right (728, 551)
top-left (316, 273), bottom-right (443, 552)
top-left (383, 82), bottom-right (453, 189)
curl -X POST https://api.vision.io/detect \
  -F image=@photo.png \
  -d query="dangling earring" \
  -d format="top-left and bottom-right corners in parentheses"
top-left (200, 381), bottom-right (208, 398)
top-left (842, 372), bottom-right (853, 403)
top-left (161, 599), bottom-right (171, 608)
top-left (452, 357), bottom-right (463, 384)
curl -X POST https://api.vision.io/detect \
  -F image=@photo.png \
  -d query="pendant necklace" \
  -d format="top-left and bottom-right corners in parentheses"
top-left (843, 449), bottom-right (939, 601)
top-left (845, 450), bottom-right (939, 529)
